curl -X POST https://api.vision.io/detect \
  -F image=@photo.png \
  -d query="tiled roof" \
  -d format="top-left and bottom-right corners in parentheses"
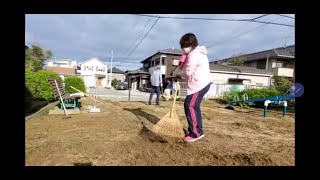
top-left (107, 67), bottom-right (124, 74)
top-left (140, 48), bottom-right (183, 63)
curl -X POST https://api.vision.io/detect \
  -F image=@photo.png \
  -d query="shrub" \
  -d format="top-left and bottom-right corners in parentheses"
top-left (64, 76), bottom-right (86, 94)
top-left (25, 70), bottom-right (61, 101)
top-left (111, 79), bottom-right (118, 87)
top-left (273, 76), bottom-right (293, 94)
top-left (222, 87), bottom-right (282, 107)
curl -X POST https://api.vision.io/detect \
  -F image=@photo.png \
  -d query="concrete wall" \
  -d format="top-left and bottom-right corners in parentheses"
top-left (109, 73), bottom-right (125, 82)
top-left (210, 72), bottom-right (272, 86)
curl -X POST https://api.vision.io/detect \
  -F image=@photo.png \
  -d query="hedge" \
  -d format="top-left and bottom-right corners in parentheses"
top-left (222, 88), bottom-right (283, 107)
top-left (25, 70), bottom-right (61, 101)
top-left (64, 76), bottom-right (86, 94)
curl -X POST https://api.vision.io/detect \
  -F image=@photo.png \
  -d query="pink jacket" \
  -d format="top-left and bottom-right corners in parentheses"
top-left (179, 46), bottom-right (211, 95)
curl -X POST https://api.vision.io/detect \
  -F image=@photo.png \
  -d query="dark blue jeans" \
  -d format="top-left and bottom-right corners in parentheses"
top-left (184, 83), bottom-right (211, 138)
top-left (149, 86), bottom-right (160, 105)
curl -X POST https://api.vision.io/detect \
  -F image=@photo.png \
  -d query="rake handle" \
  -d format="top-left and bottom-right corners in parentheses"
top-left (170, 80), bottom-right (179, 118)
top-left (70, 86), bottom-right (106, 106)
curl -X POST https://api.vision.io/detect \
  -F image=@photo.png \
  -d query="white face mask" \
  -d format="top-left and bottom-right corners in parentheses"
top-left (182, 47), bottom-right (192, 53)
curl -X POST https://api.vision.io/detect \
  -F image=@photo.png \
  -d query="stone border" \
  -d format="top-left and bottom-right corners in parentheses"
top-left (25, 101), bottom-right (58, 121)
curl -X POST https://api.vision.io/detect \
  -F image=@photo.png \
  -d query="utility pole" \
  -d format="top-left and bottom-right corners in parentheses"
top-left (108, 49), bottom-right (113, 88)
top-left (111, 49), bottom-right (113, 75)
top-left (266, 55), bottom-right (269, 72)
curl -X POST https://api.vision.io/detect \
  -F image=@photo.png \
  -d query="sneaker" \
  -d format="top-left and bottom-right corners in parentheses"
top-left (184, 134), bottom-right (205, 142)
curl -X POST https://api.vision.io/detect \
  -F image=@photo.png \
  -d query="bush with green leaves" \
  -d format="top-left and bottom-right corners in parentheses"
top-left (111, 79), bottom-right (118, 87)
top-left (64, 76), bottom-right (86, 94)
top-left (222, 88), bottom-right (282, 107)
top-left (273, 76), bottom-right (293, 94)
top-left (25, 70), bottom-right (61, 101)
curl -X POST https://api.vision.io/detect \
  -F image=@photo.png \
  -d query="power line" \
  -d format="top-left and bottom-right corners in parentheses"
top-left (206, 23), bottom-right (267, 49)
top-left (214, 34), bottom-right (295, 61)
top-left (251, 14), bottom-right (269, 21)
top-left (121, 18), bottom-right (152, 59)
top-left (206, 15), bottom-right (294, 49)
top-left (130, 14), bottom-right (293, 27)
top-left (203, 14), bottom-right (271, 47)
top-left (115, 17), bottom-right (160, 68)
top-left (251, 20), bottom-right (294, 27)
top-left (132, 14), bottom-right (250, 21)
top-left (275, 14), bottom-right (295, 19)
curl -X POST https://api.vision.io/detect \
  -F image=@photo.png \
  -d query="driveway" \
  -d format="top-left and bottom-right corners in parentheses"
top-left (87, 88), bottom-right (158, 102)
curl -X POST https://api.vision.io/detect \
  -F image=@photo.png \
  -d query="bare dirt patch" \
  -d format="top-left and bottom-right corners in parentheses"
top-left (26, 98), bottom-right (294, 166)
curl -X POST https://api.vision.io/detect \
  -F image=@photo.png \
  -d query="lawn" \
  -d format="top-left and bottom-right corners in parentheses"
top-left (25, 97), bottom-right (294, 166)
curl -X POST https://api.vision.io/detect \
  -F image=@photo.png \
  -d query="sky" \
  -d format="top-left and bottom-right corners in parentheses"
top-left (25, 14), bottom-right (295, 71)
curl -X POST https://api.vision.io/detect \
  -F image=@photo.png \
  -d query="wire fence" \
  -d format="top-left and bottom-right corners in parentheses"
top-left (174, 82), bottom-right (269, 99)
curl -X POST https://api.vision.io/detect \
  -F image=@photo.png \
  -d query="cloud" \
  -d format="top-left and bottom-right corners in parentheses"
top-left (26, 14), bottom-right (295, 70)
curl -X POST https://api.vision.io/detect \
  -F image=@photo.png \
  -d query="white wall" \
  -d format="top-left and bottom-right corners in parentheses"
top-left (70, 61), bottom-right (77, 68)
top-left (211, 72), bottom-right (272, 86)
top-left (211, 73), bottom-right (237, 84)
top-left (80, 58), bottom-right (108, 76)
top-left (238, 74), bottom-right (270, 86)
top-left (47, 60), bottom-right (77, 68)
top-left (149, 65), bottom-right (166, 75)
top-left (83, 75), bottom-right (96, 88)
top-left (149, 54), bottom-right (167, 75)
top-left (109, 73), bottom-right (125, 82)
top-left (273, 67), bottom-right (294, 77)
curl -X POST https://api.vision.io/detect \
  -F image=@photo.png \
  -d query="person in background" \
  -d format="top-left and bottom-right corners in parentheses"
top-left (148, 66), bottom-right (162, 105)
top-left (178, 33), bottom-right (211, 142)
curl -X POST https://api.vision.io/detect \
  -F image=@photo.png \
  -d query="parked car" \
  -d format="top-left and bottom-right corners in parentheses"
top-left (115, 82), bottom-right (128, 90)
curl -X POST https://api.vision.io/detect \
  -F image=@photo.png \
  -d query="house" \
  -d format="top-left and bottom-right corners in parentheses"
top-left (209, 64), bottom-right (273, 86)
top-left (108, 67), bottom-right (125, 82)
top-left (212, 45), bottom-right (295, 78)
top-left (175, 64), bottom-right (274, 99)
top-left (45, 59), bottom-right (77, 80)
top-left (140, 48), bottom-right (184, 81)
top-left (125, 68), bottom-right (150, 90)
top-left (79, 57), bottom-right (108, 88)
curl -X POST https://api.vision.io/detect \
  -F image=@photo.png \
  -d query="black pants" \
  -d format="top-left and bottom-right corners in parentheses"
top-left (184, 83), bottom-right (211, 138)
top-left (149, 86), bottom-right (160, 105)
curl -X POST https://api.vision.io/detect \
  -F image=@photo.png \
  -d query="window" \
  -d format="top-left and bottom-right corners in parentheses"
top-left (144, 63), bottom-right (148, 68)
top-left (172, 59), bottom-right (179, 66)
top-left (96, 66), bottom-right (98, 71)
top-left (91, 66), bottom-right (93, 71)
top-left (257, 61), bottom-right (266, 69)
top-left (272, 60), bottom-right (284, 68)
top-left (228, 79), bottom-right (243, 85)
top-left (84, 66), bottom-right (87, 71)
top-left (155, 58), bottom-right (160, 66)
top-left (161, 57), bottom-right (166, 65)
top-left (103, 67), bottom-right (105, 72)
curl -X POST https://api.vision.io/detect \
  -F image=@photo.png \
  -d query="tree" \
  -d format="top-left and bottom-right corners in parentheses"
top-left (64, 76), bottom-right (86, 94)
top-left (111, 79), bottom-right (118, 87)
top-left (228, 53), bottom-right (246, 66)
top-left (25, 44), bottom-right (53, 72)
top-left (273, 76), bottom-right (293, 94)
